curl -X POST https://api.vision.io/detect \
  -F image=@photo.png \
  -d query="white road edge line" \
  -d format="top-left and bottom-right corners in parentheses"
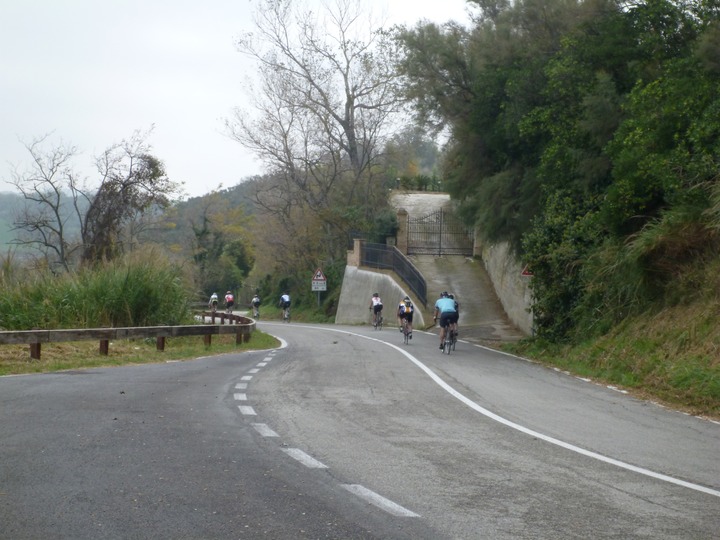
top-left (341, 484), bottom-right (420, 517)
top-left (271, 325), bottom-right (720, 499)
top-left (281, 448), bottom-right (328, 468)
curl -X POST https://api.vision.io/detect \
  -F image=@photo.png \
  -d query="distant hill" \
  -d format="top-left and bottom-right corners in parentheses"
top-left (0, 192), bottom-right (24, 251)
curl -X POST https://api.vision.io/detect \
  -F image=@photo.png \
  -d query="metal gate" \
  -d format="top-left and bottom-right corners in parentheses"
top-left (407, 209), bottom-right (474, 256)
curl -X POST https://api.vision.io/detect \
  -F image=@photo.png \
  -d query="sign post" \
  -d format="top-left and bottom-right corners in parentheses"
top-left (311, 268), bottom-right (327, 307)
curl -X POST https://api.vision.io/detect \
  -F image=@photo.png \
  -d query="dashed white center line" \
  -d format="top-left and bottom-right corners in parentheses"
top-left (248, 368), bottom-right (260, 374)
top-left (238, 406), bottom-right (257, 416)
top-left (241, 375), bottom-right (253, 381)
top-left (235, 383), bottom-right (248, 390)
top-left (281, 448), bottom-right (328, 469)
top-left (233, 393), bottom-right (247, 401)
top-left (341, 484), bottom-right (420, 517)
top-left (251, 423), bottom-right (279, 437)
top-left (257, 362), bottom-right (268, 367)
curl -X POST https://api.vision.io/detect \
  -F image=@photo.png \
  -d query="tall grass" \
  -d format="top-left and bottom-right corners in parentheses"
top-left (0, 250), bottom-right (194, 330)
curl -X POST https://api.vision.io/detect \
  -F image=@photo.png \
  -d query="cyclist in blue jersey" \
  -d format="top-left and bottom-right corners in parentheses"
top-left (433, 291), bottom-right (459, 350)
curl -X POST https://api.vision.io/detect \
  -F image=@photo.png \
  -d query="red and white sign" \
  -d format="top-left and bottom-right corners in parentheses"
top-left (311, 268), bottom-right (327, 291)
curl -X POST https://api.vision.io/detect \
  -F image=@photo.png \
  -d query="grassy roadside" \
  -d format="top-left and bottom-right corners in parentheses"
top-left (503, 303), bottom-right (720, 421)
top-left (0, 330), bottom-right (281, 376)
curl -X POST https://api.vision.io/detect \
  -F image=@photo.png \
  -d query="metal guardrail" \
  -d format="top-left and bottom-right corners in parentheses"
top-left (0, 312), bottom-right (255, 360)
top-left (360, 242), bottom-right (427, 306)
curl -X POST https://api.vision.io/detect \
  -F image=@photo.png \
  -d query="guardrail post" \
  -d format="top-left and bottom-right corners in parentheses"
top-left (204, 334), bottom-right (212, 347)
top-left (156, 336), bottom-right (166, 351)
top-left (30, 343), bottom-right (41, 360)
top-left (99, 340), bottom-right (109, 356)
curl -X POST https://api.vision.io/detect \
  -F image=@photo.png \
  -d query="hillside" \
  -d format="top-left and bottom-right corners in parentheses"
top-left (507, 262), bottom-right (720, 420)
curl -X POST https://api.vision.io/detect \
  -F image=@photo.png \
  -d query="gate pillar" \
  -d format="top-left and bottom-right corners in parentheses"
top-left (396, 208), bottom-right (408, 255)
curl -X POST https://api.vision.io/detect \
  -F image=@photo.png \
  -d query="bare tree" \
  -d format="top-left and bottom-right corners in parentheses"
top-left (9, 134), bottom-right (89, 272)
top-left (82, 130), bottom-right (178, 264)
top-left (228, 0), bottom-right (403, 222)
top-left (9, 130), bottom-right (180, 270)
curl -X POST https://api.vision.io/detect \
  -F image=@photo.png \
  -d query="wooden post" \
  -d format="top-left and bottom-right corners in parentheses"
top-left (99, 340), bottom-right (109, 356)
top-left (243, 332), bottom-right (251, 343)
top-left (156, 336), bottom-right (165, 351)
top-left (236, 329), bottom-right (242, 345)
top-left (30, 343), bottom-right (41, 360)
top-left (204, 334), bottom-right (212, 347)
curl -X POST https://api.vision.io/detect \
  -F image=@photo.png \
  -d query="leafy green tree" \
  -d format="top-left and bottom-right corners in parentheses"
top-left (190, 193), bottom-right (255, 297)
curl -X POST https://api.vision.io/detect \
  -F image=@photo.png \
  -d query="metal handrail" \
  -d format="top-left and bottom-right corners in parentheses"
top-left (359, 242), bottom-right (427, 306)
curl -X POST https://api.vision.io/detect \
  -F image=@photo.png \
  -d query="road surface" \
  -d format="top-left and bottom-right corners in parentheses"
top-left (1, 322), bottom-right (718, 539)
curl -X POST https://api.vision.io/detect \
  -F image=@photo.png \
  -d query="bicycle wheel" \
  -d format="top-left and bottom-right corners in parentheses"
top-left (443, 335), bottom-right (451, 355)
top-left (403, 324), bottom-right (409, 344)
top-left (378, 315), bottom-right (383, 331)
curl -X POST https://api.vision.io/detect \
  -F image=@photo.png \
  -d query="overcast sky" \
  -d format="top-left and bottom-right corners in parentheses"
top-left (1, 0), bottom-right (474, 199)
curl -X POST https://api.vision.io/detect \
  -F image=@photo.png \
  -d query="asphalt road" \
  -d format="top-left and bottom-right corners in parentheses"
top-left (1, 322), bottom-right (718, 539)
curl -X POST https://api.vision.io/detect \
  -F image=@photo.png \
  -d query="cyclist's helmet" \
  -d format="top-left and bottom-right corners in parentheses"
top-left (227, 291), bottom-right (231, 294)
top-left (449, 294), bottom-right (455, 299)
top-left (404, 296), bottom-right (411, 302)
top-left (373, 293), bottom-right (379, 297)
top-left (441, 291), bottom-right (449, 297)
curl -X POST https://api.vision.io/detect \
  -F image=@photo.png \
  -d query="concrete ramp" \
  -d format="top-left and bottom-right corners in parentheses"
top-left (411, 254), bottom-right (525, 342)
top-left (335, 266), bottom-right (425, 328)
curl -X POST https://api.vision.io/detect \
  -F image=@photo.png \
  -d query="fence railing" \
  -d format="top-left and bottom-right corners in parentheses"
top-left (360, 242), bottom-right (427, 306)
top-left (0, 312), bottom-right (255, 360)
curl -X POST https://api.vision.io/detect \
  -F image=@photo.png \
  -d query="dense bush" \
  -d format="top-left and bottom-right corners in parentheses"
top-left (0, 250), bottom-right (193, 330)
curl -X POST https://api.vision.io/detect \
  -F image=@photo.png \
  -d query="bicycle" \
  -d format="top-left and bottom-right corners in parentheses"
top-left (371, 309), bottom-right (383, 330)
top-left (282, 306), bottom-right (291, 323)
top-left (252, 306), bottom-right (260, 319)
top-left (443, 326), bottom-right (457, 355)
top-left (401, 317), bottom-right (410, 344)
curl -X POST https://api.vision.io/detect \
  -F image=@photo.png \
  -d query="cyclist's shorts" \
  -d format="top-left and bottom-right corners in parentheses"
top-left (373, 304), bottom-right (383, 314)
top-left (281, 301), bottom-right (291, 309)
top-left (439, 311), bottom-right (458, 328)
top-left (227, 301), bottom-right (234, 308)
top-left (400, 312), bottom-right (413, 323)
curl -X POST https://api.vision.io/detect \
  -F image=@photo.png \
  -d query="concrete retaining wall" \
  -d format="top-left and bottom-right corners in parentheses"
top-left (335, 266), bottom-right (425, 327)
top-left (476, 240), bottom-right (534, 335)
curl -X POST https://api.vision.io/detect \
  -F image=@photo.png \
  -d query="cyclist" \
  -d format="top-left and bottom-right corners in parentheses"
top-left (448, 293), bottom-right (459, 337)
top-left (369, 293), bottom-right (383, 327)
top-left (224, 290), bottom-right (235, 313)
top-left (397, 295), bottom-right (414, 339)
top-left (208, 292), bottom-right (219, 312)
top-left (250, 293), bottom-right (261, 318)
top-left (433, 291), bottom-right (458, 350)
top-left (278, 292), bottom-right (291, 319)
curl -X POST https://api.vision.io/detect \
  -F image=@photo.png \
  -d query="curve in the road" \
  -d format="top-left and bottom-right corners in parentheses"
top-left (261, 324), bottom-right (720, 499)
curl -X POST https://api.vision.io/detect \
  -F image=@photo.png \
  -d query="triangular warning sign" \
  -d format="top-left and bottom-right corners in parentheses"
top-left (313, 268), bottom-right (326, 280)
